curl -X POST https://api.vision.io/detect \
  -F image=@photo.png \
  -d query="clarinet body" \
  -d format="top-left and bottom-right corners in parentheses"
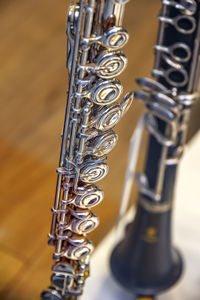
top-left (41, 0), bottom-right (133, 299)
top-left (111, 0), bottom-right (200, 298)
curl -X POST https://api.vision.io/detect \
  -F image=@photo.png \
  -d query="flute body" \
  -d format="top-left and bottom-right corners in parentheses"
top-left (41, 0), bottom-right (133, 299)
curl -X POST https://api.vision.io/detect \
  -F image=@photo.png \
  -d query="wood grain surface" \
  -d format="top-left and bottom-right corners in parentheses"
top-left (0, 1), bottom-right (199, 299)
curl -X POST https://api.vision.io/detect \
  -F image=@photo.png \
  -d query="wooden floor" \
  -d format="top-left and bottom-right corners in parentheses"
top-left (0, 1), bottom-right (199, 299)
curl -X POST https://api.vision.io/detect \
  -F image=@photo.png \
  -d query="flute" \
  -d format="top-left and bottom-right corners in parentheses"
top-left (41, 0), bottom-right (133, 299)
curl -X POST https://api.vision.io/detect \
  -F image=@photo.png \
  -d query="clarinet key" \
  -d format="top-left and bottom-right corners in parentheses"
top-left (136, 77), bottom-right (168, 92)
top-left (159, 14), bottom-right (196, 34)
top-left (154, 42), bottom-right (191, 63)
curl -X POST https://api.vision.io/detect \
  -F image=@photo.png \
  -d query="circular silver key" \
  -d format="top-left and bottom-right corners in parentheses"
top-left (92, 78), bottom-right (123, 105)
top-left (95, 103), bottom-right (122, 131)
top-left (80, 160), bottom-right (108, 183)
top-left (65, 239), bottom-right (94, 260)
top-left (102, 26), bottom-right (129, 49)
top-left (87, 130), bottom-right (118, 156)
top-left (74, 185), bottom-right (104, 208)
top-left (72, 244), bottom-right (93, 259)
top-left (96, 50), bottom-right (128, 79)
top-left (71, 212), bottom-right (99, 234)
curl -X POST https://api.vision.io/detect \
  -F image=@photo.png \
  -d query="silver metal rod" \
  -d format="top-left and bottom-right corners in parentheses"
top-left (59, 0), bottom-right (85, 166)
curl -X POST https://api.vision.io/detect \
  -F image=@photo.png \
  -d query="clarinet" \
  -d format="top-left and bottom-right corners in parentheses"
top-left (111, 0), bottom-right (200, 299)
top-left (41, 0), bottom-right (133, 299)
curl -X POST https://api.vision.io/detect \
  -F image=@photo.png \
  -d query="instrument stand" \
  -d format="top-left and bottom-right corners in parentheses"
top-left (82, 131), bottom-right (200, 300)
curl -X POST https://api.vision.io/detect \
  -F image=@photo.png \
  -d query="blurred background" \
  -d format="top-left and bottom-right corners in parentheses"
top-left (0, 0), bottom-right (199, 299)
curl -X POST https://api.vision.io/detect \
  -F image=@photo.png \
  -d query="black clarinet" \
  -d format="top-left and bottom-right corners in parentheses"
top-left (110, 0), bottom-right (200, 299)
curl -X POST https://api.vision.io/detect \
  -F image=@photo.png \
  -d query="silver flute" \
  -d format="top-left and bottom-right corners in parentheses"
top-left (41, 0), bottom-right (133, 299)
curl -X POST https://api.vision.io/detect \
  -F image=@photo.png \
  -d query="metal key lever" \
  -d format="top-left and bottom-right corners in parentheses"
top-left (51, 262), bottom-right (87, 299)
top-left (159, 14), bottom-right (196, 34)
top-left (84, 129), bottom-right (118, 157)
top-left (162, 0), bottom-right (197, 15)
top-left (63, 184), bottom-right (104, 209)
top-left (79, 158), bottom-right (109, 183)
top-left (54, 232), bottom-right (94, 261)
top-left (74, 77), bottom-right (123, 106)
top-left (51, 263), bottom-right (75, 295)
top-left (151, 92), bottom-right (179, 112)
top-left (135, 90), bottom-right (180, 115)
top-left (152, 66), bottom-right (189, 88)
top-left (91, 78), bottom-right (123, 105)
top-left (135, 87), bottom-right (181, 146)
top-left (79, 50), bottom-right (128, 79)
top-left (82, 26), bottom-right (129, 49)
top-left (59, 207), bottom-right (99, 235)
top-left (136, 77), bottom-right (169, 93)
top-left (154, 42), bottom-right (192, 63)
top-left (49, 260), bottom-right (89, 299)
top-left (89, 91), bottom-right (134, 131)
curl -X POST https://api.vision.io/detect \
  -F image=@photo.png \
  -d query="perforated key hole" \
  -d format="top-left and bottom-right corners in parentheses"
top-left (166, 68), bottom-right (188, 87)
top-left (96, 105), bottom-right (122, 131)
top-left (103, 27), bottom-right (129, 49)
top-left (175, 15), bottom-right (196, 34)
top-left (96, 51), bottom-right (127, 79)
top-left (78, 219), bottom-right (97, 233)
top-left (92, 79), bottom-right (122, 105)
top-left (92, 131), bottom-right (118, 156)
top-left (75, 188), bottom-right (103, 208)
top-left (80, 161), bottom-right (108, 183)
top-left (102, 88), bottom-right (115, 100)
top-left (78, 194), bottom-right (99, 207)
top-left (86, 195), bottom-right (98, 206)
top-left (74, 246), bottom-right (91, 259)
top-left (110, 34), bottom-right (123, 46)
top-left (171, 43), bottom-right (191, 62)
